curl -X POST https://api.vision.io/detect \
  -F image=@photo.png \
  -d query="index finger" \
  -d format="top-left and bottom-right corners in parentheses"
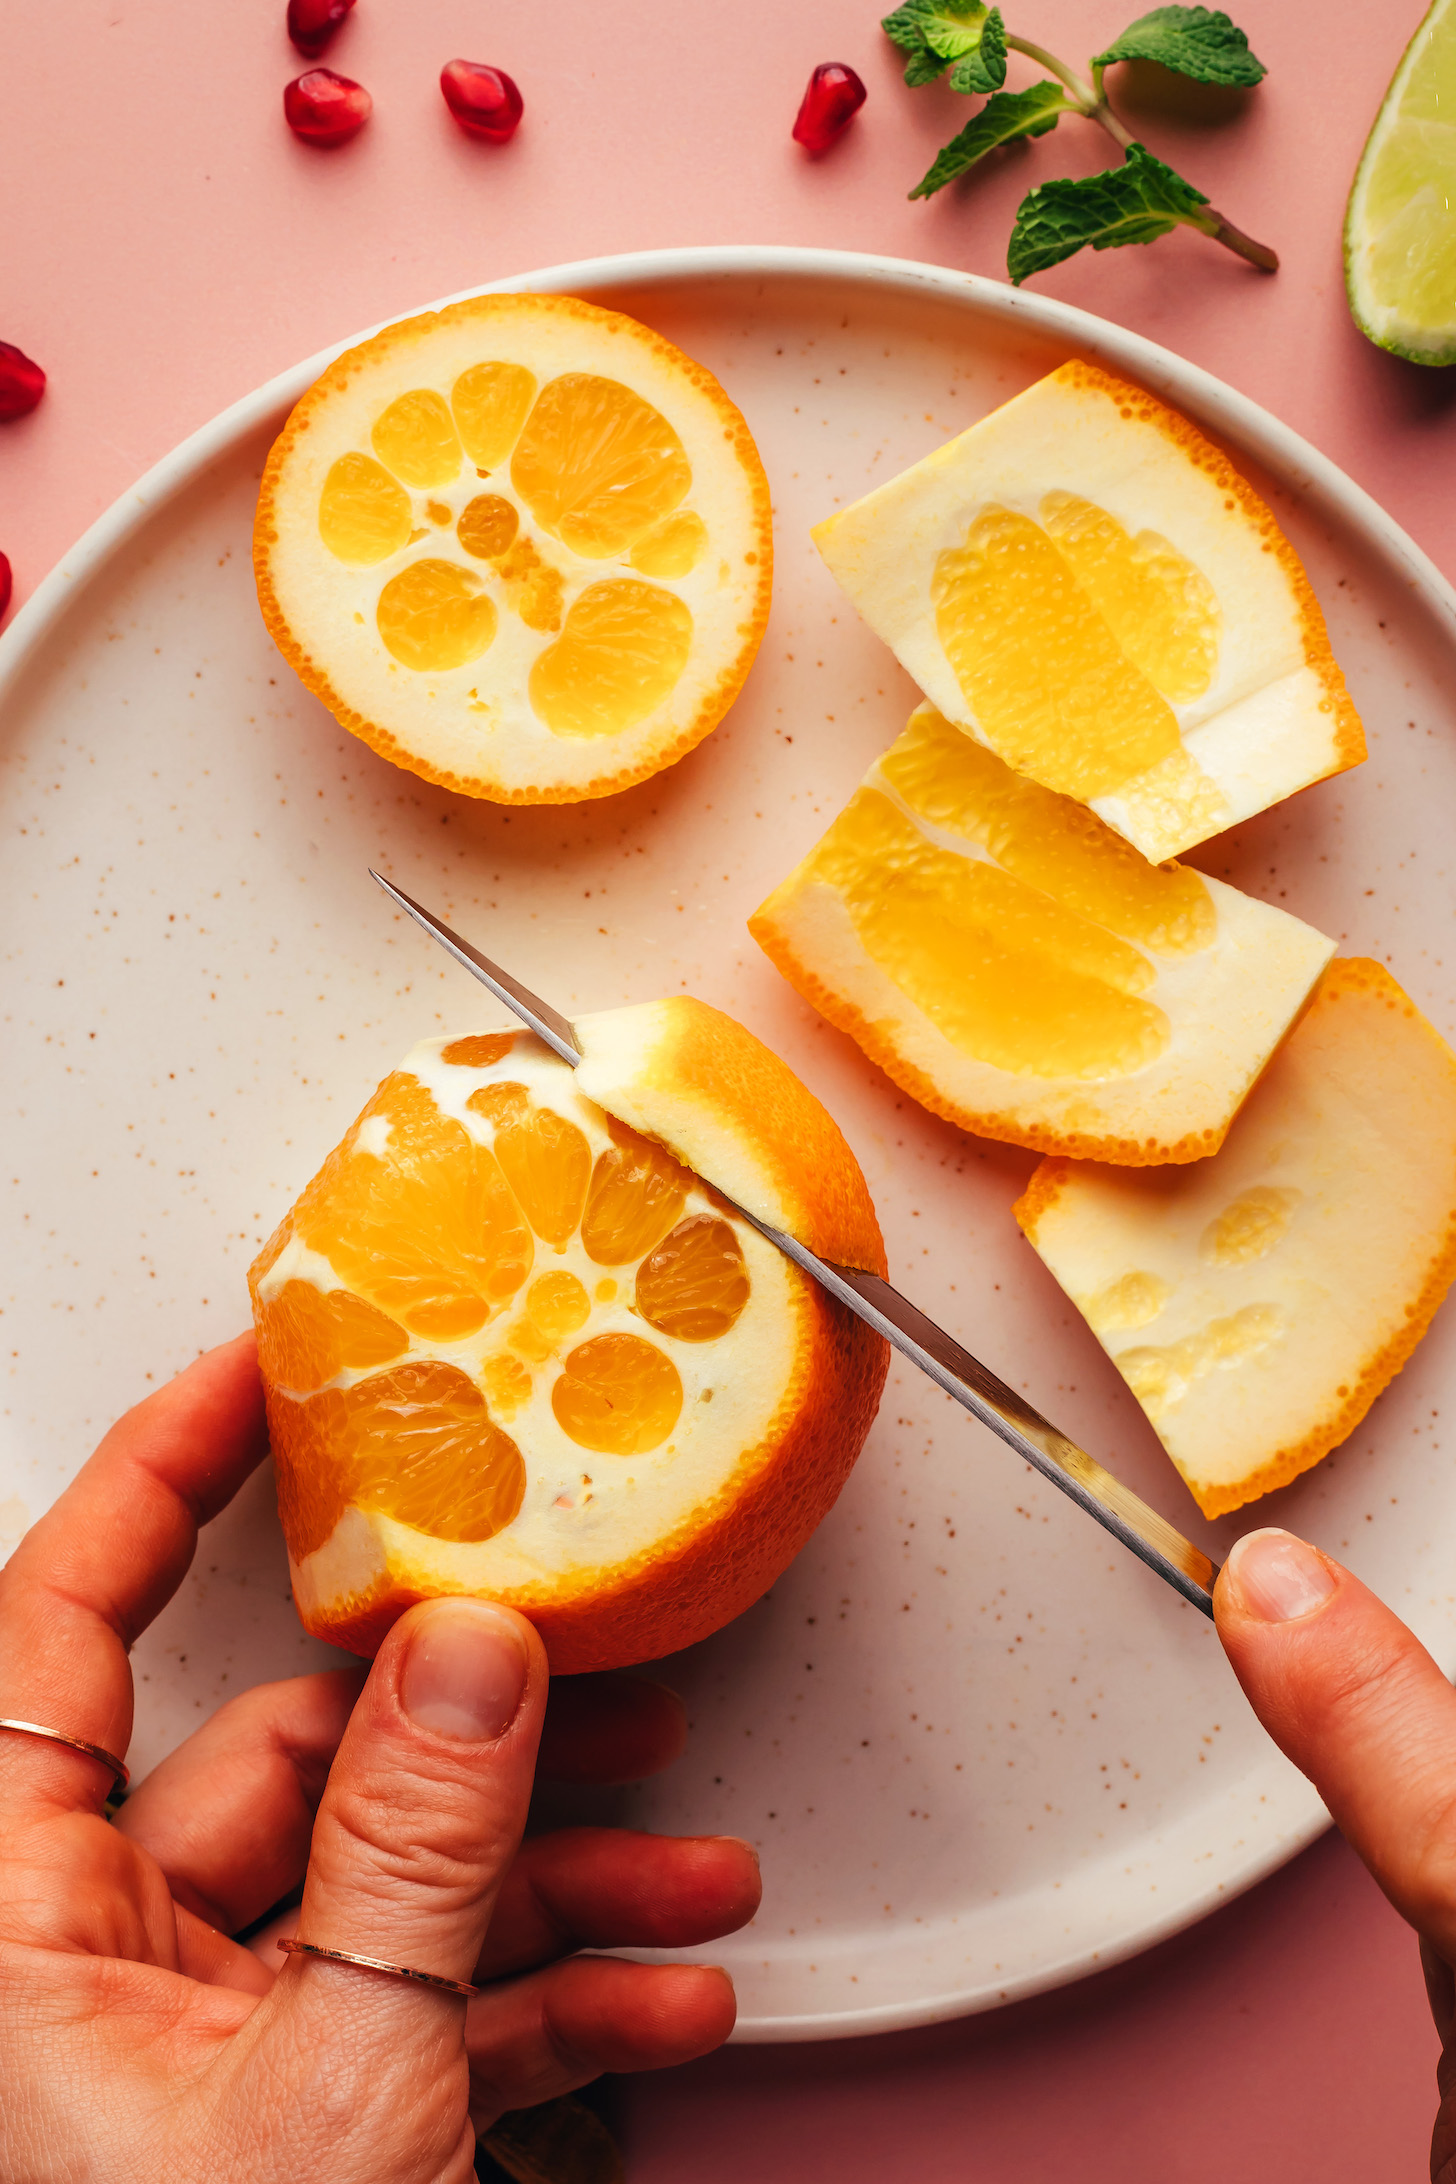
top-left (1216, 1526), bottom-right (1456, 1957)
top-left (0, 1332), bottom-right (267, 1817)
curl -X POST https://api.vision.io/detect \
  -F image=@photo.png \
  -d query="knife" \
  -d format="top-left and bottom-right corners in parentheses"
top-left (370, 869), bottom-right (1220, 1618)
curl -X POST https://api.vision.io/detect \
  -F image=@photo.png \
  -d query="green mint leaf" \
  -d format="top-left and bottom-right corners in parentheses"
top-left (881, 2), bottom-right (931, 54)
top-left (881, 0), bottom-right (951, 84)
top-left (947, 7), bottom-right (1007, 92)
top-left (1007, 143), bottom-right (1214, 282)
top-left (910, 80), bottom-right (1068, 197)
top-left (1092, 6), bottom-right (1267, 87)
top-left (904, 43), bottom-right (951, 85)
top-left (920, 0), bottom-right (989, 63)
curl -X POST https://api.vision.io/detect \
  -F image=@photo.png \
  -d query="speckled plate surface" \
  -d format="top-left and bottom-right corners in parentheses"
top-left (5, 247), bottom-right (1456, 2042)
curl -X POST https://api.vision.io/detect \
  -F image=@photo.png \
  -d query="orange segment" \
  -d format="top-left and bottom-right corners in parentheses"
top-left (580, 1121), bottom-right (690, 1263)
top-left (376, 559), bottom-right (496, 672)
top-left (933, 505), bottom-right (1182, 801)
top-left (529, 580), bottom-right (693, 739)
top-left (256, 1279), bottom-right (408, 1390)
top-left (511, 374), bottom-right (691, 557)
top-left (552, 1332), bottom-right (683, 1454)
top-left (296, 1072), bottom-right (532, 1338)
top-left (493, 1106), bottom-right (592, 1246)
top-left (272, 1361), bottom-right (525, 1557)
top-left (456, 493), bottom-right (519, 560)
top-left (319, 452), bottom-right (413, 565)
top-left (442, 1033), bottom-right (518, 1068)
top-left (451, 360), bottom-right (537, 470)
top-left (629, 509), bottom-right (708, 578)
top-left (371, 389), bottom-right (462, 489)
top-left (635, 1215), bottom-right (749, 1340)
top-left (1039, 491), bottom-right (1220, 704)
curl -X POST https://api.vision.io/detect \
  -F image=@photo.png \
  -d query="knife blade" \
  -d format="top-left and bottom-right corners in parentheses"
top-left (370, 869), bottom-right (1220, 1617)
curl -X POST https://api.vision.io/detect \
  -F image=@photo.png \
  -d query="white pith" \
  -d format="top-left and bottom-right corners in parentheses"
top-left (812, 368), bottom-right (1358, 862)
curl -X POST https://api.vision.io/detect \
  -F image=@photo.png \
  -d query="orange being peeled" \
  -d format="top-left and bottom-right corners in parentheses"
top-left (254, 293), bottom-right (772, 804)
top-left (249, 999), bottom-right (887, 1670)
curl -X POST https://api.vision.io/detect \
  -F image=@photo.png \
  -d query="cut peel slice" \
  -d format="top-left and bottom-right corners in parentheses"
top-left (1345, 0), bottom-right (1456, 365)
top-left (249, 997), bottom-right (887, 1671)
top-left (1014, 961), bottom-right (1456, 1519)
top-left (812, 361), bottom-right (1365, 864)
top-left (749, 704), bottom-right (1335, 1166)
top-left (254, 293), bottom-right (773, 804)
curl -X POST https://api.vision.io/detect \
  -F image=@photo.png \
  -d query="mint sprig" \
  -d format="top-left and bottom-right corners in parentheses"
top-left (911, 81), bottom-right (1070, 198)
top-left (1092, 6), bottom-right (1266, 89)
top-left (1007, 143), bottom-right (1215, 280)
top-left (880, 0), bottom-right (1277, 280)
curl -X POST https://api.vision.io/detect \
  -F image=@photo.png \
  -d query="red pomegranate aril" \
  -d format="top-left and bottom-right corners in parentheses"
top-left (287, 0), bottom-right (355, 58)
top-left (285, 68), bottom-right (372, 146)
top-left (440, 59), bottom-right (523, 142)
top-left (792, 62), bottom-right (867, 154)
top-left (0, 342), bottom-right (46, 421)
top-left (0, 553), bottom-right (12, 622)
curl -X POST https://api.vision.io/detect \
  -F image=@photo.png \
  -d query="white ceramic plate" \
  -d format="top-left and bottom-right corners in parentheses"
top-left (5, 247), bottom-right (1456, 2044)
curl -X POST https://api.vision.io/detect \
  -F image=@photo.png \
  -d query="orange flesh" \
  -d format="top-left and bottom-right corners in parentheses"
top-left (803, 786), bottom-right (1171, 1079)
top-left (319, 453), bottom-right (413, 565)
top-left (931, 500), bottom-right (1220, 798)
top-left (530, 579), bottom-right (693, 738)
top-left (260, 1069), bottom-right (756, 1556)
top-left (371, 389), bottom-right (462, 490)
top-left (511, 373), bottom-right (692, 557)
top-left (456, 493), bottom-right (519, 559)
top-left (551, 1332), bottom-right (684, 1455)
top-left (880, 708), bottom-right (1215, 956)
top-left (451, 361), bottom-right (537, 470)
top-left (376, 559), bottom-right (497, 671)
top-left (630, 509), bottom-right (708, 577)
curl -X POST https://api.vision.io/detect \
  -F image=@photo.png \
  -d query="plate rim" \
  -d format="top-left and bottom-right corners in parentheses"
top-left (2, 243), bottom-right (1446, 2042)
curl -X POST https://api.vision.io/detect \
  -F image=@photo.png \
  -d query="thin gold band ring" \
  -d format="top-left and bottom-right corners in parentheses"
top-left (277, 1936), bottom-right (480, 1998)
top-left (0, 1717), bottom-right (130, 1788)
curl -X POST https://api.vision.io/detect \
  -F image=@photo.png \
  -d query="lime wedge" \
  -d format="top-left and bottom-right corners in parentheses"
top-left (1345, 0), bottom-right (1456, 364)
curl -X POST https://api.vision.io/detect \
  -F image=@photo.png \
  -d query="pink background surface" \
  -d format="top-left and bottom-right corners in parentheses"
top-left (0, 0), bottom-right (1448, 2173)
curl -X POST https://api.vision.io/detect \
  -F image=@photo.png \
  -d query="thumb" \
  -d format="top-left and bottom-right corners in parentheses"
top-left (277, 1597), bottom-right (545, 2030)
top-left (1216, 1527), bottom-right (1456, 1956)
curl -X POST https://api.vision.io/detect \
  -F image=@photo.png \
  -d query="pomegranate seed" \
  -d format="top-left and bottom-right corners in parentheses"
top-left (284, 68), bottom-right (372, 146)
top-left (287, 0), bottom-right (355, 58)
top-left (792, 62), bottom-right (866, 154)
top-left (0, 553), bottom-right (11, 622)
top-left (0, 342), bottom-right (45, 421)
top-left (440, 59), bottom-right (523, 142)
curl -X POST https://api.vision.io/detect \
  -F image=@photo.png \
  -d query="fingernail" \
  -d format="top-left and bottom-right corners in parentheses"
top-left (400, 1599), bottom-right (530, 1742)
top-left (1226, 1528), bottom-right (1336, 1623)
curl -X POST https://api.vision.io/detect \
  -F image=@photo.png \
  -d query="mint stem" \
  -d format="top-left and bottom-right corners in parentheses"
top-left (1002, 28), bottom-right (1278, 274)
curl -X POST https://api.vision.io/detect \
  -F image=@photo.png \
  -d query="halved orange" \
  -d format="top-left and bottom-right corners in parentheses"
top-left (254, 294), bottom-right (773, 804)
top-left (250, 1000), bottom-right (887, 1670)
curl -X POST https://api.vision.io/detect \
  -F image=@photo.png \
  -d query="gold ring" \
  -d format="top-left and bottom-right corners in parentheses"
top-left (277, 1937), bottom-right (479, 1998)
top-left (0, 1717), bottom-right (129, 1789)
